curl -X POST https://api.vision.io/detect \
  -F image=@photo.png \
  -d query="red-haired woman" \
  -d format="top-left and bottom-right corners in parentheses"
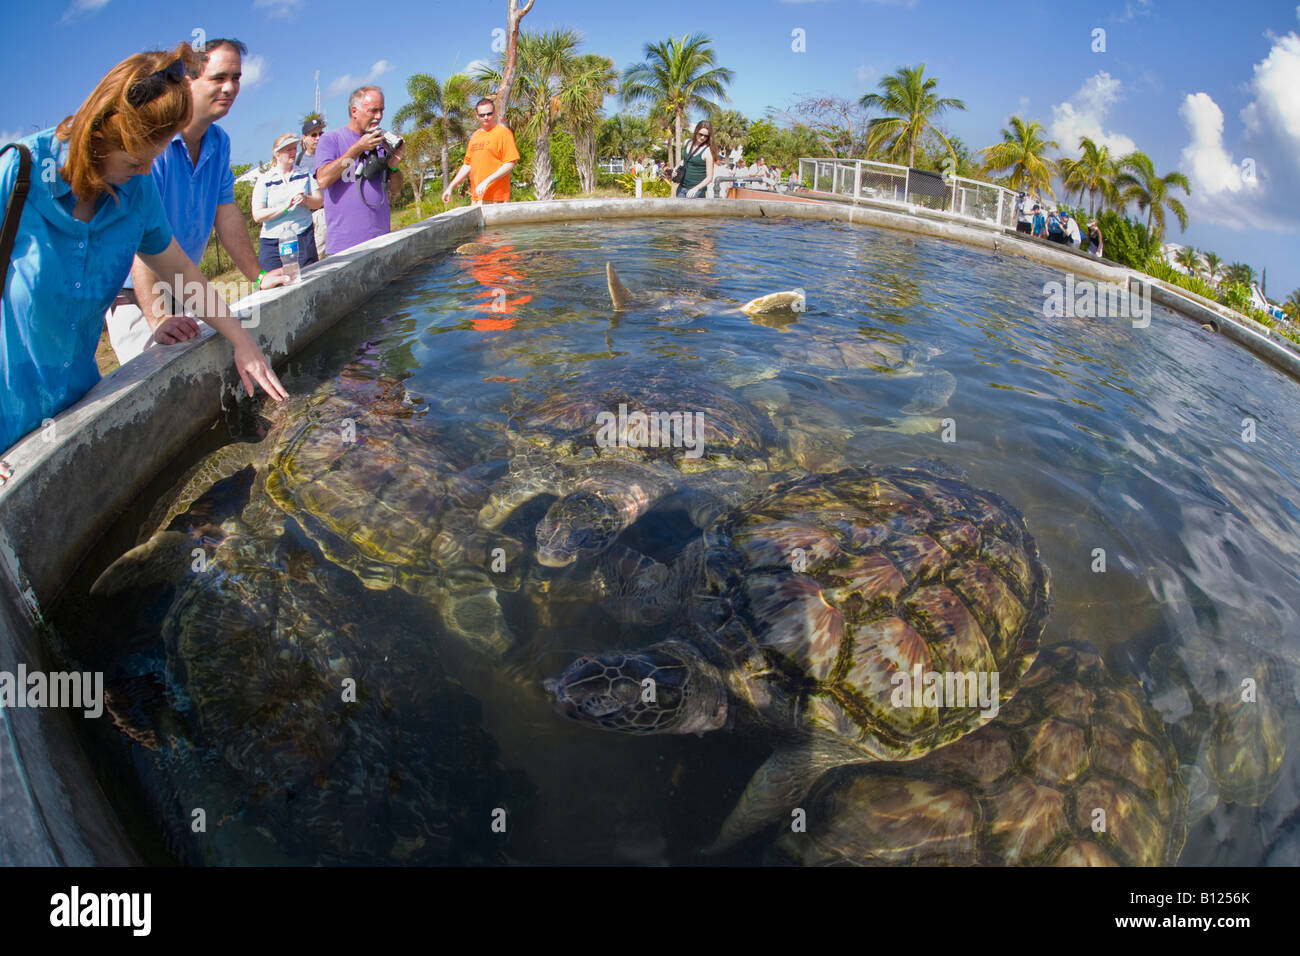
top-left (0, 44), bottom-right (286, 454)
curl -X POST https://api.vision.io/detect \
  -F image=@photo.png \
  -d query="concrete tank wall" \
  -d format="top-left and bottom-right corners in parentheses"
top-left (0, 197), bottom-right (1291, 864)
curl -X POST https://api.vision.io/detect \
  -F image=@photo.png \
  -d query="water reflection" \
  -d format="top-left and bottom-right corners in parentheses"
top-left (60, 217), bottom-right (1300, 866)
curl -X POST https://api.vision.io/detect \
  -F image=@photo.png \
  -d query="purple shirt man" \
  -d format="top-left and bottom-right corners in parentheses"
top-left (312, 85), bottom-right (405, 255)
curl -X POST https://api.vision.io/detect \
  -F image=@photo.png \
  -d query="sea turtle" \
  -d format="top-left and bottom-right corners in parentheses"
top-left (478, 368), bottom-right (795, 568)
top-left (545, 462), bottom-right (1051, 851)
top-left (768, 643), bottom-right (1188, 866)
top-left (1114, 636), bottom-right (1290, 816)
top-left (94, 372), bottom-right (525, 659)
top-left (605, 262), bottom-right (806, 316)
top-left (98, 521), bottom-right (530, 865)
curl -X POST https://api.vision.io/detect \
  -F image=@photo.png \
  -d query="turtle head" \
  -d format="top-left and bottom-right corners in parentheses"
top-left (545, 640), bottom-right (727, 735)
top-left (536, 491), bottom-right (625, 568)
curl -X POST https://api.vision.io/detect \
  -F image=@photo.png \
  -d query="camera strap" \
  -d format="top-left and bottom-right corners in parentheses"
top-left (0, 143), bottom-right (33, 289)
top-left (355, 147), bottom-right (391, 209)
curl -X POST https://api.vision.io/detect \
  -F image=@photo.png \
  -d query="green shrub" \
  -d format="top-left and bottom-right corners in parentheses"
top-left (614, 171), bottom-right (671, 197)
top-left (1219, 282), bottom-right (1252, 313)
top-left (1095, 209), bottom-right (1160, 270)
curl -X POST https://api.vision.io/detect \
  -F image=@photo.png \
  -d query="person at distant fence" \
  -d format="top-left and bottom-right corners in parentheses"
top-left (1031, 204), bottom-right (1046, 239)
top-left (296, 115), bottom-right (327, 255)
top-left (1, 45), bottom-right (285, 454)
top-left (674, 120), bottom-right (716, 199)
top-left (314, 85), bottom-right (406, 254)
top-left (252, 132), bottom-right (322, 270)
top-left (105, 38), bottom-right (287, 365)
top-left (1015, 192), bottom-right (1033, 234)
top-left (442, 98), bottom-right (518, 206)
top-left (1087, 220), bottom-right (1104, 258)
top-left (1064, 213), bottom-right (1082, 249)
top-left (1046, 208), bottom-right (1068, 244)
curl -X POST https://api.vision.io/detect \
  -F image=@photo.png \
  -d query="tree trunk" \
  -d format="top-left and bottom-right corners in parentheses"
top-left (495, 0), bottom-right (535, 120)
top-left (576, 129), bottom-right (597, 194)
top-left (673, 111), bottom-right (683, 168)
top-left (441, 142), bottom-right (451, 200)
top-left (534, 123), bottom-right (554, 201)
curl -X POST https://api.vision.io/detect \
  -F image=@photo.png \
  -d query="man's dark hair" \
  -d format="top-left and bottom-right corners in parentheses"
top-left (188, 38), bottom-right (247, 76)
top-left (476, 97), bottom-right (495, 111)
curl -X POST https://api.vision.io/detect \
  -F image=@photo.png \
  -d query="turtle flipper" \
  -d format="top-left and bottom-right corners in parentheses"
top-left (592, 544), bottom-right (682, 626)
top-left (740, 288), bottom-right (806, 316)
top-left (91, 531), bottom-right (205, 601)
top-left (707, 745), bottom-right (855, 853)
top-left (477, 472), bottom-right (559, 531)
top-left (606, 262), bottom-right (637, 311)
top-left (138, 442), bottom-right (264, 544)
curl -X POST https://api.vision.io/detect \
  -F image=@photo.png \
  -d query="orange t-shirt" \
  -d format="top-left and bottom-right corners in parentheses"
top-left (465, 124), bottom-right (520, 203)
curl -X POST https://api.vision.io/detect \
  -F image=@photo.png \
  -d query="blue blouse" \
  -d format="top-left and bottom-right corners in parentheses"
top-left (1, 128), bottom-right (173, 452)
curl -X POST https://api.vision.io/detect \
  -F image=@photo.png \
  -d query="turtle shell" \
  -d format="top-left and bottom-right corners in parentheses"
top-left (693, 463), bottom-right (1049, 760)
top-left (155, 527), bottom-right (529, 865)
top-left (512, 368), bottom-right (776, 471)
top-left (263, 384), bottom-right (525, 596)
top-left (771, 644), bottom-right (1188, 866)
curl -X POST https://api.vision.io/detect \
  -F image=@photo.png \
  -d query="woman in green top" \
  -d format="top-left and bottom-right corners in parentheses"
top-left (676, 121), bottom-right (716, 199)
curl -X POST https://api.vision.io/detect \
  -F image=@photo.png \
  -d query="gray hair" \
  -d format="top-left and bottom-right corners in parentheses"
top-left (348, 86), bottom-right (384, 111)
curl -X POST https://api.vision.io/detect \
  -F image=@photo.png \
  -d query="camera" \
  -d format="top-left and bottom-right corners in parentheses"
top-left (355, 129), bottom-right (404, 181)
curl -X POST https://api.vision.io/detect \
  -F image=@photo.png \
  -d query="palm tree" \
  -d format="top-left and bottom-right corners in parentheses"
top-left (1224, 262), bottom-right (1256, 287)
top-left (391, 72), bottom-right (474, 199)
top-left (707, 108), bottom-right (749, 156)
top-left (978, 116), bottom-right (1058, 197)
top-left (1114, 151), bottom-right (1191, 239)
top-left (1283, 288), bottom-right (1300, 322)
top-left (1202, 250), bottom-right (1225, 286)
top-left (859, 64), bottom-right (966, 167)
top-left (1057, 136), bottom-right (1121, 218)
top-left (621, 33), bottom-right (734, 167)
top-left (598, 112), bottom-right (657, 167)
top-left (564, 53), bottom-right (618, 194)
top-left (475, 30), bottom-right (584, 201)
top-left (1174, 245), bottom-right (1203, 277)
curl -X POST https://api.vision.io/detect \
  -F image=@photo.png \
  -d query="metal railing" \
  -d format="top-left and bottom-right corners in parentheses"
top-left (795, 157), bottom-right (1019, 229)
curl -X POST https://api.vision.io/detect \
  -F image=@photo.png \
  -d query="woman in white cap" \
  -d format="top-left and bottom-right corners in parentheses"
top-left (251, 131), bottom-right (322, 270)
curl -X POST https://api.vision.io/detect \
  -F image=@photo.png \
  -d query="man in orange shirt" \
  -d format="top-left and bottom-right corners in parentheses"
top-left (442, 98), bottom-right (519, 204)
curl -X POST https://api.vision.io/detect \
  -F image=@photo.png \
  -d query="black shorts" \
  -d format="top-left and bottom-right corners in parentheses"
top-left (258, 226), bottom-right (320, 271)
top-left (1016, 221), bottom-right (1032, 234)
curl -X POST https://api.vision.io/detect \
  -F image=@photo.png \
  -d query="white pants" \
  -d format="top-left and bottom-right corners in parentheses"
top-left (312, 208), bottom-right (326, 261)
top-left (106, 303), bottom-right (158, 365)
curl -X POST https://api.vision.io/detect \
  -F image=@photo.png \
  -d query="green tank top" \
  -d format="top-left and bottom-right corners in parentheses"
top-left (680, 145), bottom-right (709, 189)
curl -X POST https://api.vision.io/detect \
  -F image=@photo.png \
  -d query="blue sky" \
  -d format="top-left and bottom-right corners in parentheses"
top-left (2, 0), bottom-right (1297, 294)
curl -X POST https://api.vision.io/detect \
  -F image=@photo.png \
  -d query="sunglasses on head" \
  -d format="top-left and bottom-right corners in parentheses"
top-left (126, 57), bottom-right (187, 109)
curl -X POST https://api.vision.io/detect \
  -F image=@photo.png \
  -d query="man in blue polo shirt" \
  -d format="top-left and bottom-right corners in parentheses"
top-left (107, 38), bottom-right (285, 364)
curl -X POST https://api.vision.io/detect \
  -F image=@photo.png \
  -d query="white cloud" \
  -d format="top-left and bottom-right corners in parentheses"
top-left (1178, 94), bottom-right (1256, 212)
top-left (0, 129), bottom-right (25, 145)
top-left (1050, 71), bottom-right (1137, 157)
top-left (58, 0), bottom-right (109, 24)
top-left (254, 0), bottom-right (303, 16)
top-left (326, 60), bottom-right (393, 97)
top-left (1179, 30), bottom-right (1300, 230)
top-left (241, 54), bottom-right (267, 88)
top-left (1117, 0), bottom-right (1152, 23)
top-left (854, 62), bottom-right (878, 86)
top-left (1017, 95), bottom-right (1030, 114)
top-left (464, 58), bottom-right (492, 78)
